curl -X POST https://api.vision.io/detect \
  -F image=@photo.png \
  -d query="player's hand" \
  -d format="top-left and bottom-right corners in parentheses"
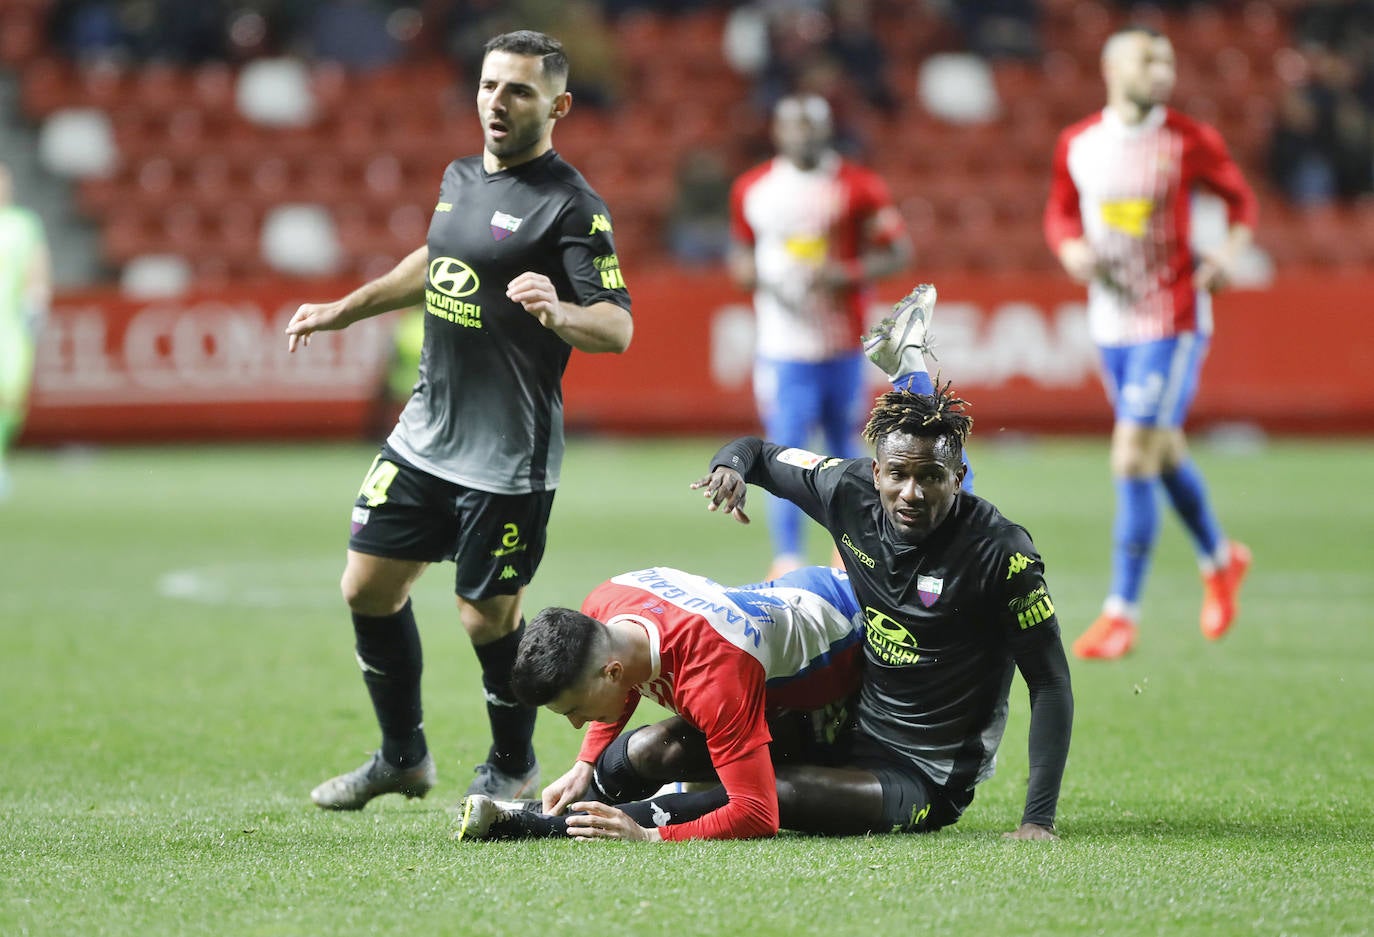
top-left (690, 468), bottom-right (750, 524)
top-left (1193, 252), bottom-right (1234, 293)
top-left (507, 271), bottom-right (564, 330)
top-left (285, 300), bottom-right (350, 352)
top-left (1057, 238), bottom-right (1098, 284)
top-left (565, 801), bottom-right (662, 842)
top-left (1003, 822), bottom-right (1058, 841)
top-left (542, 761), bottom-right (595, 815)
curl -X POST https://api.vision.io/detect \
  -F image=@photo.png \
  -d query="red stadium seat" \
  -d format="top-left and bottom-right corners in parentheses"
top-left (0, 7), bottom-right (44, 68)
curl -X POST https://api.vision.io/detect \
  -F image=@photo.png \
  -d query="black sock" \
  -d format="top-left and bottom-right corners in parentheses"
top-left (589, 728), bottom-right (661, 803)
top-left (614, 788), bottom-right (729, 828)
top-left (490, 811), bottom-right (568, 840)
top-left (473, 621), bottom-right (536, 775)
top-left (352, 600), bottom-right (427, 768)
top-left (488, 791), bottom-right (729, 840)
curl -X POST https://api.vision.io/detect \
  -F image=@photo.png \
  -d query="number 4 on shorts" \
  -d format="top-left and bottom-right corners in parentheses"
top-left (359, 457), bottom-right (400, 507)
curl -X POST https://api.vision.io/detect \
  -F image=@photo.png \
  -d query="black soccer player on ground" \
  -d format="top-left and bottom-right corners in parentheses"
top-left (285, 30), bottom-right (633, 809)
top-left (687, 382), bottom-right (1074, 840)
top-left (458, 293), bottom-right (1074, 842)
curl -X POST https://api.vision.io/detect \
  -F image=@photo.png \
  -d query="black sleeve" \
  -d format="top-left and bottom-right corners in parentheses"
top-left (1011, 628), bottom-right (1074, 829)
top-left (709, 436), bottom-right (765, 476)
top-left (990, 527), bottom-right (1073, 830)
top-left (558, 190), bottom-right (631, 311)
top-left (710, 437), bottom-right (846, 528)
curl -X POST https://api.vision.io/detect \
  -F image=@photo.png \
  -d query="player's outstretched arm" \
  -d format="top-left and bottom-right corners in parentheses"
top-left (542, 760), bottom-right (595, 815)
top-left (286, 245), bottom-right (427, 351)
top-left (690, 467), bottom-right (751, 524)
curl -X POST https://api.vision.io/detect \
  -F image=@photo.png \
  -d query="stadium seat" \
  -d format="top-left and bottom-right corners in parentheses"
top-left (0, 6), bottom-right (44, 68)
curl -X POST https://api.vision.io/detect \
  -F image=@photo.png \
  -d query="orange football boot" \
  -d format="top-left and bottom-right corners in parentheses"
top-left (1072, 613), bottom-right (1138, 660)
top-left (1201, 540), bottom-right (1252, 640)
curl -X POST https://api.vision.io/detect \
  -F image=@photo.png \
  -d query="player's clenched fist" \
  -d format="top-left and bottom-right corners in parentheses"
top-left (507, 271), bottom-right (563, 329)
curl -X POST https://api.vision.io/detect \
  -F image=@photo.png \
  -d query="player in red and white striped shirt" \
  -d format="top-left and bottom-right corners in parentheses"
top-left (729, 94), bottom-right (912, 578)
top-left (1044, 26), bottom-right (1256, 660)
top-left (457, 565), bottom-right (863, 842)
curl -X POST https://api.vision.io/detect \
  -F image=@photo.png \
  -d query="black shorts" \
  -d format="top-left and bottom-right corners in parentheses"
top-left (844, 731), bottom-right (970, 834)
top-left (347, 445), bottom-right (556, 600)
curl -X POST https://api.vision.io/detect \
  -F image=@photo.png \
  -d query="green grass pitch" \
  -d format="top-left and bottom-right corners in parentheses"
top-left (2, 435), bottom-right (1371, 936)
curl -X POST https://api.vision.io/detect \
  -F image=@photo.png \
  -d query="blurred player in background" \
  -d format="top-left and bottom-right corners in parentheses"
top-left (285, 30), bottom-right (632, 809)
top-left (458, 565), bottom-right (864, 842)
top-left (1044, 25), bottom-right (1257, 661)
top-left (728, 93), bottom-right (912, 579)
top-left (0, 162), bottom-right (51, 500)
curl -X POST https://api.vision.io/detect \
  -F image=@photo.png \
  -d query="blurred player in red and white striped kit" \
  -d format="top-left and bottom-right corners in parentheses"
top-left (1044, 25), bottom-right (1258, 660)
top-left (728, 94), bottom-right (913, 579)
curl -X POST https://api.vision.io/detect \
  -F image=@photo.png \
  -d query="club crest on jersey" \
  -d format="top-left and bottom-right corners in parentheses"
top-left (490, 210), bottom-right (523, 241)
top-left (916, 574), bottom-right (943, 607)
top-left (776, 447), bottom-right (825, 469)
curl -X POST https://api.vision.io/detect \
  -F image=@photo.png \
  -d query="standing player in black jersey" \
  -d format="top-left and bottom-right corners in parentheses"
top-left (284, 30), bottom-right (633, 809)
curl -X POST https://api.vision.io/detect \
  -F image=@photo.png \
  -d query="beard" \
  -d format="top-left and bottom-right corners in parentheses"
top-left (485, 122), bottom-right (545, 163)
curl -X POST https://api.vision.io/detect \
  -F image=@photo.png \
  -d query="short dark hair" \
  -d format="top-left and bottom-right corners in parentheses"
top-left (511, 606), bottom-right (605, 706)
top-left (483, 30), bottom-right (569, 86)
top-left (862, 379), bottom-right (973, 467)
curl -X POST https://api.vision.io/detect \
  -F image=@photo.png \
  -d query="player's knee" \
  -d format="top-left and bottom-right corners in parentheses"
top-left (1111, 433), bottom-right (1166, 477)
top-left (625, 722), bottom-right (675, 776)
top-left (457, 595), bottom-right (521, 643)
top-left (340, 571), bottom-right (405, 617)
top-left (628, 718), bottom-right (710, 778)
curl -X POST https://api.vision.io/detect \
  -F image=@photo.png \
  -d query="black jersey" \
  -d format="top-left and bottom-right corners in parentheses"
top-left (712, 438), bottom-right (1073, 827)
top-left (388, 150), bottom-right (631, 494)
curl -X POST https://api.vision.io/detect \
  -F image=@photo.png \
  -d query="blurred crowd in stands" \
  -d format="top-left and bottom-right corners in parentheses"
top-left (28, 0), bottom-right (1374, 279)
top-left (1267, 1), bottom-right (1374, 204)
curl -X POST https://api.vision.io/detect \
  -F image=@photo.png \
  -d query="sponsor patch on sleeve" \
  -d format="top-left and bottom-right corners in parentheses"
top-left (776, 447), bottom-right (826, 469)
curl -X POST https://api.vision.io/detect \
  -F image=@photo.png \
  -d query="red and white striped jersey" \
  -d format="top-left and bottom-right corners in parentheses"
top-left (1044, 106), bottom-right (1257, 346)
top-left (575, 566), bottom-right (864, 841)
top-left (731, 153), bottom-right (904, 361)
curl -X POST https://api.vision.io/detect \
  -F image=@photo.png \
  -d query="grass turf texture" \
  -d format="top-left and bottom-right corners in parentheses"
top-left (2, 437), bottom-right (1371, 937)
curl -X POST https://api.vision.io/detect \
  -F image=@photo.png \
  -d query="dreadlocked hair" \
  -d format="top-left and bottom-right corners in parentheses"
top-left (862, 378), bottom-right (973, 461)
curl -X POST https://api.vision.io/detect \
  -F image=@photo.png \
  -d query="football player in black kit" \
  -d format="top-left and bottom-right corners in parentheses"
top-left (486, 287), bottom-right (1071, 843)
top-left (285, 30), bottom-right (632, 810)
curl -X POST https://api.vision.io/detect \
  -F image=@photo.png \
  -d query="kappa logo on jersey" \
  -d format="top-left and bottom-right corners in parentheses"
top-left (916, 575), bottom-right (943, 608)
top-left (429, 257), bottom-right (480, 297)
top-left (1100, 198), bottom-right (1154, 237)
top-left (776, 447), bottom-right (825, 469)
top-left (1006, 553), bottom-right (1032, 579)
top-left (840, 533), bottom-right (876, 569)
top-left (490, 210), bottom-right (523, 241)
top-left (865, 607), bottom-right (920, 665)
top-left (498, 565), bottom-right (519, 580)
top-left (1009, 585), bottom-right (1055, 630)
top-left (588, 213), bottom-right (612, 235)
